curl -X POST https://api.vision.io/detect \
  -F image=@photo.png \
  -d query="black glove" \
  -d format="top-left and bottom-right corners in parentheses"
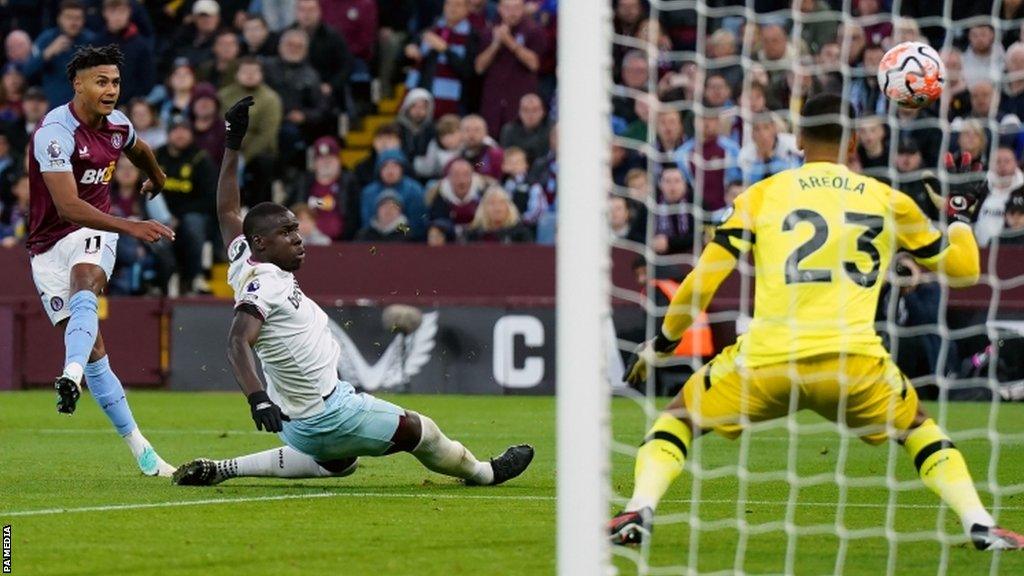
top-left (224, 96), bottom-right (255, 151)
top-left (923, 152), bottom-right (988, 225)
top-left (247, 390), bottom-right (290, 432)
top-left (623, 330), bottom-right (679, 386)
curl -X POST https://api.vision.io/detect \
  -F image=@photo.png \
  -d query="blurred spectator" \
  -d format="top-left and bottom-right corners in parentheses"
top-left (1002, 43), bottom-right (1024, 121)
top-left (0, 65), bottom-right (26, 125)
top-left (1000, 190), bottom-right (1024, 246)
top-left (757, 23), bottom-right (794, 105)
top-left (959, 82), bottom-right (1024, 152)
top-left (467, 0), bottom-right (497, 32)
top-left (709, 180), bottom-right (743, 224)
top-left (460, 114), bottom-right (504, 179)
top-left (654, 109), bottom-right (686, 157)
top-left (613, 0), bottom-right (644, 38)
top-left (738, 113), bottom-right (802, 185)
top-left (189, 84), bottom-right (225, 168)
top-left (652, 166), bottom-right (695, 255)
top-left (414, 113), bottom-right (462, 182)
top-left (320, 0), bottom-right (377, 64)
top-left (499, 93), bottom-right (550, 165)
top-left (426, 218), bottom-right (455, 247)
top-left (837, 22), bottom-right (866, 67)
top-left (609, 195), bottom-right (643, 244)
top-left (128, 98), bottom-right (166, 152)
top-left (0, 132), bottom-right (20, 216)
top-left (24, 0), bottom-right (96, 106)
top-left (405, 0), bottom-right (479, 118)
top-left (164, 0), bottom-right (220, 72)
top-left (977, 146), bottom-right (1024, 246)
top-left (196, 29), bottom-right (241, 89)
top-left (10, 88), bottom-right (48, 153)
top-left (635, 19), bottom-right (674, 81)
top-left (356, 122), bottom-right (402, 188)
top-left (465, 184), bottom-right (532, 243)
top-left (857, 0), bottom-right (891, 47)
top-left (290, 202), bottom-right (331, 246)
top-left (4, 30), bottom-right (33, 69)
top-left (0, 174), bottom-right (28, 248)
top-left (376, 0), bottom-right (416, 98)
top-left (955, 119), bottom-right (989, 168)
top-left (219, 57), bottom-right (282, 206)
top-left (153, 59), bottom-right (196, 127)
top-left (108, 156), bottom-right (174, 294)
top-left (893, 139), bottom-right (940, 221)
top-left (894, 104), bottom-right (943, 169)
top-left (293, 0), bottom-right (353, 115)
top-left (892, 16), bottom-right (922, 44)
top-left (475, 0), bottom-right (546, 138)
top-left (156, 118), bottom-right (217, 295)
top-left (799, 0), bottom-right (839, 55)
top-left (250, 0), bottom-right (297, 32)
top-left (356, 190), bottom-right (414, 242)
top-left (299, 136), bottom-right (359, 241)
top-left (612, 50), bottom-right (649, 125)
top-left (241, 14), bottom-right (279, 58)
top-left (263, 28), bottom-right (328, 173)
top-left (675, 111), bottom-right (741, 211)
top-left (500, 146), bottom-right (546, 227)
top-left (963, 24), bottom-right (1004, 88)
top-left (397, 88), bottom-right (436, 162)
top-left (704, 74), bottom-right (734, 111)
top-left (849, 44), bottom-right (887, 117)
top-left (706, 28), bottom-right (742, 94)
top-left (360, 149), bottom-right (427, 237)
top-left (99, 0), bottom-right (154, 103)
top-left (528, 122), bottom-right (557, 205)
top-left (856, 116), bottom-right (889, 178)
top-left (427, 157), bottom-right (486, 238)
top-left (813, 42), bottom-right (844, 95)
top-left (941, 48), bottom-right (971, 120)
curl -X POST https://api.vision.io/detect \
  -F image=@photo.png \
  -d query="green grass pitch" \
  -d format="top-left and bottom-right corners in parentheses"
top-left (2, 391), bottom-right (1023, 575)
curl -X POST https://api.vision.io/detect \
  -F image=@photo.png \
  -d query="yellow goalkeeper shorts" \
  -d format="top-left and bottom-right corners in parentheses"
top-left (680, 344), bottom-right (919, 445)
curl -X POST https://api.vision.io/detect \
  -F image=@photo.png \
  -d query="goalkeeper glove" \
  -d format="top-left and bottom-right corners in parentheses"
top-left (923, 151), bottom-right (988, 225)
top-left (247, 390), bottom-right (290, 433)
top-left (224, 96), bottom-right (255, 151)
top-left (624, 330), bottom-right (679, 386)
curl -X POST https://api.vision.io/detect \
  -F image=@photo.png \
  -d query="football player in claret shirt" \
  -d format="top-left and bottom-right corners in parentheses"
top-left (609, 94), bottom-right (1024, 551)
top-left (27, 45), bottom-right (177, 476)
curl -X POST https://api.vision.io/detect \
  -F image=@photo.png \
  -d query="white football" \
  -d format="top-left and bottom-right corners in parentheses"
top-left (877, 41), bottom-right (945, 108)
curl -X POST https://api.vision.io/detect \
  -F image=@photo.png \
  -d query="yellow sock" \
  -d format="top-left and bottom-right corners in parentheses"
top-left (626, 413), bottom-right (692, 512)
top-left (904, 418), bottom-right (994, 533)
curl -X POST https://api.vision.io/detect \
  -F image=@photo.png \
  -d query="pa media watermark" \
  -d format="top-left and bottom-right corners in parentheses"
top-left (2, 524), bottom-right (10, 573)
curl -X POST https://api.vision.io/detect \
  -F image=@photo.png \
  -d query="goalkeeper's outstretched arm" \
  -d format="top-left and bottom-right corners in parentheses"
top-left (912, 221), bottom-right (980, 288)
top-left (660, 242), bottom-right (739, 340)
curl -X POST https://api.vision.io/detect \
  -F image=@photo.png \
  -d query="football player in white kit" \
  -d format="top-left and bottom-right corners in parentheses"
top-left (173, 97), bottom-right (534, 487)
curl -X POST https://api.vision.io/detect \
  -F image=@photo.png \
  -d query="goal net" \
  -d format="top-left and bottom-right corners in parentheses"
top-left (558, 0), bottom-right (1024, 574)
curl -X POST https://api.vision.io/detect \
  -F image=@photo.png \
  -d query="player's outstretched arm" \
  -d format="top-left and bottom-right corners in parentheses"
top-left (227, 305), bottom-right (289, 432)
top-left (217, 96), bottom-right (254, 247)
top-left (123, 137), bottom-right (166, 199)
top-left (42, 171), bottom-right (174, 243)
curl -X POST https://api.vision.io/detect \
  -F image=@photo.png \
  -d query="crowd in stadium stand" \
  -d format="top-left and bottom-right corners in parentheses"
top-left (2, 0), bottom-right (1024, 297)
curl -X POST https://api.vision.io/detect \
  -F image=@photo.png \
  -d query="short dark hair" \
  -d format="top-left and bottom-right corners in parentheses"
top-left (374, 122), bottom-right (402, 139)
top-left (243, 202), bottom-right (291, 244)
top-left (59, 0), bottom-right (85, 13)
top-left (66, 44), bottom-right (124, 83)
top-left (799, 92), bottom-right (852, 143)
top-left (237, 55), bottom-right (261, 69)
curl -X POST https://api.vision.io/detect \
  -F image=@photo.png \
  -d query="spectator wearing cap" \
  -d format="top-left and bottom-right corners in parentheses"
top-left (163, 0), bottom-right (220, 73)
top-left (405, 0), bottom-right (480, 118)
top-left (152, 58), bottom-right (196, 128)
top-left (263, 28), bottom-right (329, 173)
top-left (356, 122), bottom-right (402, 189)
top-left (999, 189), bottom-right (1024, 246)
top-left (360, 149), bottom-right (427, 237)
top-left (893, 139), bottom-right (940, 222)
top-left (218, 57), bottom-right (282, 206)
top-left (189, 84), bottom-right (225, 168)
top-left (196, 29), bottom-right (241, 89)
top-left (427, 157), bottom-right (487, 240)
top-left (242, 14), bottom-right (280, 58)
top-left (356, 190), bottom-right (414, 242)
top-left (460, 114), bottom-right (504, 180)
top-left (98, 0), bottom-right (154, 102)
top-left (499, 93), bottom-right (550, 165)
top-left (963, 24), bottom-right (1004, 88)
top-left (465, 184), bottom-right (533, 243)
top-left (292, 0), bottom-right (353, 116)
top-left (414, 114), bottom-right (463, 183)
top-left (396, 88), bottom-right (437, 163)
top-left (24, 0), bottom-right (97, 107)
top-left (738, 113), bottom-right (802, 185)
top-left (674, 111), bottom-right (741, 212)
top-left (298, 136), bottom-right (359, 241)
top-left (977, 146), bottom-right (1024, 246)
top-left (290, 203), bottom-right (332, 246)
top-left (156, 117), bottom-right (217, 295)
top-left (475, 0), bottom-right (547, 138)
top-left (319, 0), bottom-right (378, 64)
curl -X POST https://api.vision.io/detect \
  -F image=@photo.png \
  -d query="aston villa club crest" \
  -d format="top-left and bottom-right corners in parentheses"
top-left (111, 133), bottom-right (123, 149)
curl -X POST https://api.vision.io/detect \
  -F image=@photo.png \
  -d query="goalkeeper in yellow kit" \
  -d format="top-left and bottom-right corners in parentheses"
top-left (608, 94), bottom-right (1024, 551)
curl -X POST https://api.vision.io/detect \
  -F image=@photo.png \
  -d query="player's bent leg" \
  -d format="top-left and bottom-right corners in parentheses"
top-left (173, 446), bottom-right (355, 486)
top-left (54, 263), bottom-right (108, 414)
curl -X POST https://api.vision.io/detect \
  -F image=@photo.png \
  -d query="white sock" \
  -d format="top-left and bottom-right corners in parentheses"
top-left (122, 427), bottom-right (149, 459)
top-left (411, 415), bottom-right (494, 484)
top-left (961, 508), bottom-right (996, 533)
top-left (62, 362), bottom-right (84, 386)
top-left (218, 447), bottom-right (346, 480)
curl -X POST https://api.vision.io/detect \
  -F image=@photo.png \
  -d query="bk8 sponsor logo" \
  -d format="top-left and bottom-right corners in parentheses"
top-left (80, 161), bottom-right (115, 185)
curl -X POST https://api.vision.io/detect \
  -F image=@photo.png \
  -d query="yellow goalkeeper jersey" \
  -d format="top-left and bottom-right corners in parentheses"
top-left (710, 161), bottom-right (947, 367)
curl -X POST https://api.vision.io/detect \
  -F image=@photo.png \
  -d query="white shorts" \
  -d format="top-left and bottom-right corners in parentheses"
top-left (30, 227), bottom-right (118, 325)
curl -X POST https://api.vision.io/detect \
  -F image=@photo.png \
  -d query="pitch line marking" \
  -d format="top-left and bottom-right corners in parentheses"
top-left (3, 492), bottom-right (1024, 518)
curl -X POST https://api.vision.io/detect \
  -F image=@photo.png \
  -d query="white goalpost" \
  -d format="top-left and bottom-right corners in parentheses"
top-left (556, 0), bottom-right (614, 574)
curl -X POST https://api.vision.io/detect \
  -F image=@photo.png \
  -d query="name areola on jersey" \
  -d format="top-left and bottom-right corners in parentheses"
top-left (798, 175), bottom-right (867, 193)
